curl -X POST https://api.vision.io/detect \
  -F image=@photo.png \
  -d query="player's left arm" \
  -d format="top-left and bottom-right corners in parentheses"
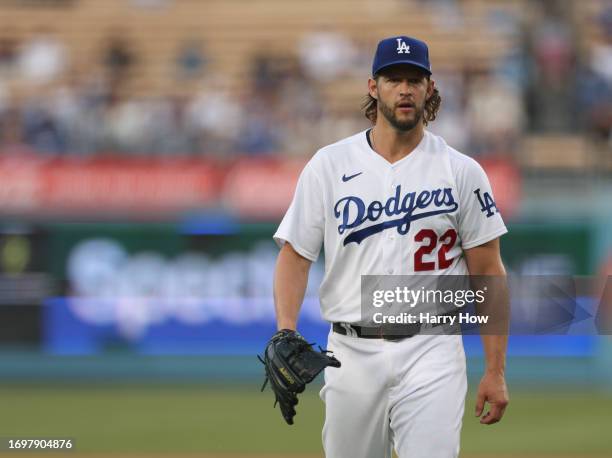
top-left (464, 237), bottom-right (509, 425)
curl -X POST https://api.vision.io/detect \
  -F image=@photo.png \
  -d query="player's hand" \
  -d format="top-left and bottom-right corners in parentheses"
top-left (475, 371), bottom-right (509, 425)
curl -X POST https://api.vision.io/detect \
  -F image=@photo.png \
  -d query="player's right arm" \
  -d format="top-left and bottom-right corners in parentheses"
top-left (273, 242), bottom-right (312, 331)
top-left (273, 158), bottom-right (325, 330)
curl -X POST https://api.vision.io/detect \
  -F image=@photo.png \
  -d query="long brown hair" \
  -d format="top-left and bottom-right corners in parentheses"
top-left (361, 77), bottom-right (441, 126)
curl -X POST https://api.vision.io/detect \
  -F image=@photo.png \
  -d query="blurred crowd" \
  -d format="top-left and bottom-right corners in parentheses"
top-left (0, 0), bottom-right (610, 158)
top-left (434, 1), bottom-right (611, 157)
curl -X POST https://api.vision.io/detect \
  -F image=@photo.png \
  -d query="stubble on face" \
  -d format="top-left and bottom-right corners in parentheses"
top-left (378, 95), bottom-right (424, 132)
top-left (374, 67), bottom-right (429, 132)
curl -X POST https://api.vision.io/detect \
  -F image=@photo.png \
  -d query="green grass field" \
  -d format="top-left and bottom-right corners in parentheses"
top-left (0, 384), bottom-right (610, 456)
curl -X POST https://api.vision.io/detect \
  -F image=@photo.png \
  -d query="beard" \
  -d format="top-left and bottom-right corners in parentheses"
top-left (378, 98), bottom-right (425, 132)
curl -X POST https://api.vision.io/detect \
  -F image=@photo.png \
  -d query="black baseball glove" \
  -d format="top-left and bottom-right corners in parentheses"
top-left (258, 329), bottom-right (341, 425)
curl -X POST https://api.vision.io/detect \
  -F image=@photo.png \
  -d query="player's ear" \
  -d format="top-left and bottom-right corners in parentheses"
top-left (368, 77), bottom-right (378, 100)
top-left (426, 78), bottom-right (435, 99)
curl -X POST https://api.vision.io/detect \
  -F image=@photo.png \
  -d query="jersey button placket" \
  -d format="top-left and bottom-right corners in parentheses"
top-left (381, 171), bottom-right (396, 276)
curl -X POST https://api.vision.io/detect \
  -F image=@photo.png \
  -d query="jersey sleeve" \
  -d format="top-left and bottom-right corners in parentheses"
top-left (456, 158), bottom-right (508, 250)
top-left (273, 161), bottom-right (325, 262)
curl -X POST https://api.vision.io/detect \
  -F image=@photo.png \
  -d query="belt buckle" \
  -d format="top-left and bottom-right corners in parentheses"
top-left (382, 335), bottom-right (404, 342)
top-left (381, 323), bottom-right (420, 341)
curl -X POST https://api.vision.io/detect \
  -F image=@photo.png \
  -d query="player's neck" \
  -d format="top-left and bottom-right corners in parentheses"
top-left (371, 122), bottom-right (424, 164)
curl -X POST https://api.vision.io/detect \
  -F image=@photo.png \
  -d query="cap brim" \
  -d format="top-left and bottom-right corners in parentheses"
top-left (373, 60), bottom-right (432, 76)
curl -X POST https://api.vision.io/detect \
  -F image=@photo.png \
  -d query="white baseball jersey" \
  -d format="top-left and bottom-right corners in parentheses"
top-left (274, 129), bottom-right (507, 324)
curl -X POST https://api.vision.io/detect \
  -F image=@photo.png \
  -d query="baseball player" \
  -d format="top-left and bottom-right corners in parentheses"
top-left (267, 35), bottom-right (509, 458)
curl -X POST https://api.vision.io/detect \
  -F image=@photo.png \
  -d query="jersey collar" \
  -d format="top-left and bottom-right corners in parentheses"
top-left (362, 128), bottom-right (428, 168)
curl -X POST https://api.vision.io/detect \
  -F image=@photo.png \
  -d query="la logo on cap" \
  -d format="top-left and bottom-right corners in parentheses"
top-left (396, 38), bottom-right (411, 54)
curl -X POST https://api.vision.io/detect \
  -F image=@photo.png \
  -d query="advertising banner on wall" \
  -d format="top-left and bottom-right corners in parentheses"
top-left (0, 155), bottom-right (222, 218)
top-left (38, 226), bottom-right (601, 357)
top-left (0, 154), bottom-right (517, 220)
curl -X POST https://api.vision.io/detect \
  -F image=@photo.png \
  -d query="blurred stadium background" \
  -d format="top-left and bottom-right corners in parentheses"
top-left (0, 0), bottom-right (610, 456)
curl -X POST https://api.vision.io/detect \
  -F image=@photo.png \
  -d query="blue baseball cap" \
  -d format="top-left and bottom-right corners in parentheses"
top-left (372, 35), bottom-right (432, 76)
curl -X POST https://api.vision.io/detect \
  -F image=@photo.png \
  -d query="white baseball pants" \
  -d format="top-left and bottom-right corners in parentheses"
top-left (320, 331), bottom-right (467, 458)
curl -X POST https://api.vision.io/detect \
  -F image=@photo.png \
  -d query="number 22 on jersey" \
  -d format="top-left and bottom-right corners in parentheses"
top-left (413, 229), bottom-right (457, 271)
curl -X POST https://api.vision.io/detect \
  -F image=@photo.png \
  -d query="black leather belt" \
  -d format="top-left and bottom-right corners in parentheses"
top-left (333, 322), bottom-right (420, 341)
